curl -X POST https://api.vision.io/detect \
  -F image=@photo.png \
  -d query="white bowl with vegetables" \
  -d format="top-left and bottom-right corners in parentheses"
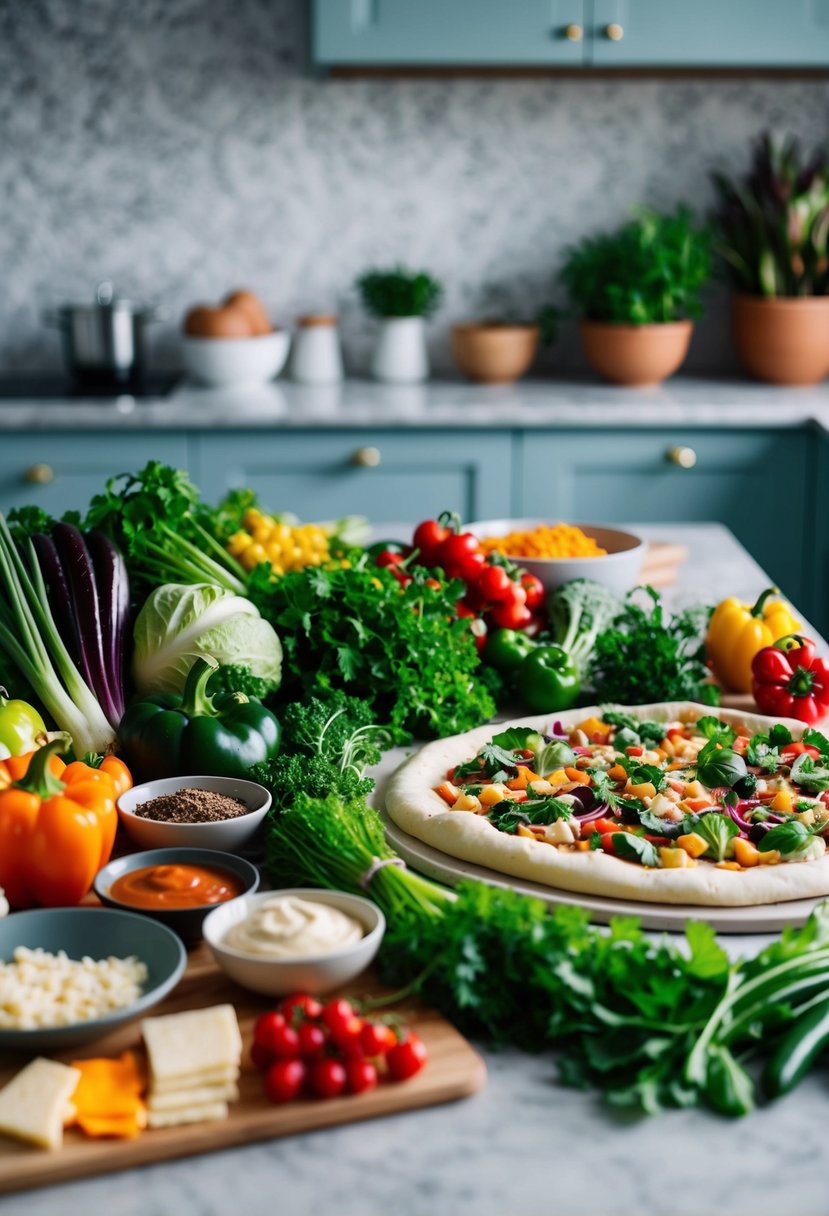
top-left (202, 888), bottom-right (385, 996)
top-left (468, 519), bottom-right (646, 594)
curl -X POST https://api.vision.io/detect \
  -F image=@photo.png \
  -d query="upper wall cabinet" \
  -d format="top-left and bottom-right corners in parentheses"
top-left (312, 0), bottom-right (588, 66)
top-left (312, 0), bottom-right (829, 69)
top-left (591, 0), bottom-right (829, 67)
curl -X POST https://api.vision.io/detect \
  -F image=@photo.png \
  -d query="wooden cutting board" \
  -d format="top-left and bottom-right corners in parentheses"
top-left (639, 541), bottom-right (689, 588)
top-left (0, 947), bottom-right (486, 1196)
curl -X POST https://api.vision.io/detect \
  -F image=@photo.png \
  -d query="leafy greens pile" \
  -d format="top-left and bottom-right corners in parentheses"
top-left (247, 557), bottom-right (495, 740)
top-left (268, 791), bottom-right (829, 1117)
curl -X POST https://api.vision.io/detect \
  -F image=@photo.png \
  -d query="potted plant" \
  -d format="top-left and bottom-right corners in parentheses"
top-left (355, 267), bottom-right (442, 383)
top-left (560, 208), bottom-right (711, 386)
top-left (711, 132), bottom-right (829, 385)
top-left (450, 289), bottom-right (558, 385)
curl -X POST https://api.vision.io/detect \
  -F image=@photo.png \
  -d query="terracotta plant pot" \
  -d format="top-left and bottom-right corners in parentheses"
top-left (451, 323), bottom-right (539, 385)
top-left (579, 320), bottom-right (693, 387)
top-left (731, 295), bottom-right (829, 386)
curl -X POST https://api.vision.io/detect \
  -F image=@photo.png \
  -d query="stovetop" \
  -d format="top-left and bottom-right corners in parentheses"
top-left (0, 374), bottom-right (181, 400)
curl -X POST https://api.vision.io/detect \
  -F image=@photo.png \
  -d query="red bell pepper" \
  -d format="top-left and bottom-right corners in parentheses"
top-left (751, 635), bottom-right (829, 725)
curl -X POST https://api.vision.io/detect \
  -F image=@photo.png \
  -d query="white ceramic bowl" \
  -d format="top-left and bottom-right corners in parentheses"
top-left (468, 518), bottom-right (646, 594)
top-left (182, 331), bottom-right (290, 387)
top-left (117, 775), bottom-right (271, 853)
top-left (202, 888), bottom-right (386, 996)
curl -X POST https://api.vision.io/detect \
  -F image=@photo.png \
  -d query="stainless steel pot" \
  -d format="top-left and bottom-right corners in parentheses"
top-left (44, 281), bottom-right (165, 386)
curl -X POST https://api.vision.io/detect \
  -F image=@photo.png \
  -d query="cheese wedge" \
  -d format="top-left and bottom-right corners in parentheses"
top-left (142, 1005), bottom-right (242, 1084)
top-left (68, 1051), bottom-right (146, 1140)
top-left (150, 1066), bottom-right (239, 1094)
top-left (147, 1101), bottom-right (228, 1129)
top-left (148, 1082), bottom-right (239, 1112)
top-left (0, 1058), bottom-right (80, 1150)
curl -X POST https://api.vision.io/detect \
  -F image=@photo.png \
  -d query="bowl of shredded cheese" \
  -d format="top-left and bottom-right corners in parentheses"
top-left (469, 518), bottom-right (646, 593)
top-left (0, 907), bottom-right (186, 1050)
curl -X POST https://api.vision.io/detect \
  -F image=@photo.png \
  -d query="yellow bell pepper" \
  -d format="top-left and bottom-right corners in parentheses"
top-left (707, 587), bottom-right (800, 694)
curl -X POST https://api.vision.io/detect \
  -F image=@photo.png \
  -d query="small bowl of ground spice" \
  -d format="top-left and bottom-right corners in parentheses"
top-left (117, 775), bottom-right (272, 853)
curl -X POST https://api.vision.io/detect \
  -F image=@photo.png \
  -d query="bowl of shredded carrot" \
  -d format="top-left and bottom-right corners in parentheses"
top-left (469, 519), bottom-right (645, 593)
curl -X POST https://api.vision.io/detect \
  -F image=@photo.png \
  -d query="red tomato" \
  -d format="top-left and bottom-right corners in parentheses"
top-left (519, 573), bottom-right (545, 612)
top-left (346, 1059), bottom-right (378, 1095)
top-left (360, 1021), bottom-right (397, 1058)
top-left (781, 742), bottom-right (821, 760)
top-left (488, 584), bottom-right (531, 631)
top-left (264, 1058), bottom-right (307, 1104)
top-left (297, 1022), bottom-right (327, 1059)
top-left (438, 533), bottom-right (485, 582)
top-left (476, 564), bottom-right (515, 605)
top-left (250, 1041), bottom-right (273, 1072)
top-left (310, 1058), bottom-right (348, 1099)
top-left (253, 1011), bottom-right (290, 1055)
top-left (321, 998), bottom-right (358, 1030)
top-left (280, 993), bottom-right (323, 1022)
top-left (375, 550), bottom-right (405, 569)
top-left (387, 1032), bottom-right (429, 1082)
top-left (413, 519), bottom-right (451, 567)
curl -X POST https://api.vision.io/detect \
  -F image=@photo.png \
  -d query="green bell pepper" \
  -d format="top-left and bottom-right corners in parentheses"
top-left (483, 628), bottom-right (535, 674)
top-left (0, 687), bottom-right (47, 760)
top-left (118, 657), bottom-right (281, 782)
top-left (519, 646), bottom-right (580, 714)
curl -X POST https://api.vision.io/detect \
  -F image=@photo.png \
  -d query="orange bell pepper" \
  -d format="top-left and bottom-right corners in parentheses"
top-left (0, 737), bottom-right (119, 909)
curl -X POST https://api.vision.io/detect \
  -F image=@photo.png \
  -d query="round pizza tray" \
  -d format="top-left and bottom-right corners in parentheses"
top-left (381, 813), bottom-right (823, 935)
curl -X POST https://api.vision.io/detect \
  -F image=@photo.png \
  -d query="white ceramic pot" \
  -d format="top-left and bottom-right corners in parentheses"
top-left (289, 315), bottom-right (344, 384)
top-left (370, 316), bottom-right (429, 383)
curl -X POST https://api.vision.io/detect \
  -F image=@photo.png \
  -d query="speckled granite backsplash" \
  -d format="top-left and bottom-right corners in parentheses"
top-left (2, 0), bottom-right (828, 375)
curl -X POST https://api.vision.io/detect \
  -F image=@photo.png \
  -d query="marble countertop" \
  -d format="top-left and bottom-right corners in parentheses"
top-left (3, 376), bottom-right (829, 432)
top-left (4, 523), bottom-right (828, 1216)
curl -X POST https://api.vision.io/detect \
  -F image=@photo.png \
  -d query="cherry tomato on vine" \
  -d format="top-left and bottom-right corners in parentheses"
top-left (346, 1059), bottom-right (379, 1095)
top-left (253, 1011), bottom-right (298, 1058)
top-left (250, 1041), bottom-right (273, 1072)
top-left (413, 518), bottom-right (452, 567)
top-left (297, 1021), bottom-right (327, 1059)
top-left (280, 993), bottom-right (323, 1022)
top-left (438, 532), bottom-right (485, 582)
top-left (360, 1021), bottom-right (397, 1058)
top-left (520, 572), bottom-right (545, 612)
top-left (488, 585), bottom-right (531, 631)
top-left (476, 564), bottom-right (515, 605)
top-left (264, 1058), bottom-right (307, 1104)
top-left (387, 1032), bottom-right (429, 1081)
top-left (310, 1058), bottom-right (348, 1099)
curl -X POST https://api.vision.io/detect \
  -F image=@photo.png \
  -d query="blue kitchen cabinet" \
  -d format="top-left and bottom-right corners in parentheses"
top-left (815, 430), bottom-right (829, 637)
top-left (517, 428), bottom-right (813, 610)
top-left (312, 0), bottom-right (588, 66)
top-left (590, 0), bottom-right (829, 67)
top-left (192, 431), bottom-right (514, 523)
top-left (0, 434), bottom-right (189, 518)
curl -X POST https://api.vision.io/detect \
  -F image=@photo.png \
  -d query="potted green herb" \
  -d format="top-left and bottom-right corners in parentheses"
top-left (560, 208), bottom-right (711, 386)
top-left (355, 267), bottom-right (442, 383)
top-left (711, 132), bottom-right (829, 385)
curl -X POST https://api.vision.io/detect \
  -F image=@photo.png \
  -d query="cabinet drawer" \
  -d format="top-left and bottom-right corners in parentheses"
top-left (518, 428), bottom-right (811, 606)
top-left (0, 433), bottom-right (189, 518)
top-left (192, 431), bottom-right (513, 524)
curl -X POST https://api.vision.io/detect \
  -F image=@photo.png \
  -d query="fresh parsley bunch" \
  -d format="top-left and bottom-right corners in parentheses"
top-left (248, 556), bottom-right (495, 740)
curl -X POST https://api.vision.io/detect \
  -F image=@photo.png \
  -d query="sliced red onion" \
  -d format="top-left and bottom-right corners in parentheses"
top-left (568, 785), bottom-right (596, 813)
top-left (576, 806), bottom-right (611, 824)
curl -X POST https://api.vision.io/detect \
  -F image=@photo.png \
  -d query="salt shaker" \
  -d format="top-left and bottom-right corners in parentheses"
top-left (289, 315), bottom-right (344, 384)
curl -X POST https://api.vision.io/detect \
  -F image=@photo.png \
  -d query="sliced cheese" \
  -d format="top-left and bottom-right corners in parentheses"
top-left (142, 1004), bottom-right (242, 1084)
top-left (148, 1082), bottom-right (239, 1112)
top-left (150, 1066), bottom-right (238, 1094)
top-left (147, 1101), bottom-right (228, 1129)
top-left (0, 1058), bottom-right (80, 1150)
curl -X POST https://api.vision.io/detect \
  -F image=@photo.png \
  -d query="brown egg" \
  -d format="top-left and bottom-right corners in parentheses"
top-left (224, 289), bottom-right (273, 336)
top-left (184, 305), bottom-right (253, 339)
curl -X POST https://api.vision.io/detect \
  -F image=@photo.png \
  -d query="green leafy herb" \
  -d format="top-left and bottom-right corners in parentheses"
top-left (356, 266), bottom-right (442, 318)
top-left (696, 813), bottom-right (739, 861)
top-left (248, 555), bottom-right (495, 740)
top-left (695, 716), bottom-right (737, 747)
top-left (803, 729), bottom-right (829, 759)
top-left (589, 831), bottom-right (603, 849)
top-left (696, 742), bottom-right (748, 790)
top-left (619, 755), bottom-right (668, 791)
top-left (560, 207), bottom-right (711, 324)
top-left (759, 820), bottom-right (813, 855)
top-left (486, 798), bottom-right (573, 835)
top-left (610, 833), bottom-right (660, 867)
top-left (601, 711), bottom-right (667, 747)
top-left (589, 588), bottom-right (713, 706)
top-left (490, 726), bottom-right (544, 753)
top-left (791, 753), bottom-right (829, 793)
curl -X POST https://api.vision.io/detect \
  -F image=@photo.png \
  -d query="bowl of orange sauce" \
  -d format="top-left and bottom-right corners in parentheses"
top-left (94, 848), bottom-right (259, 944)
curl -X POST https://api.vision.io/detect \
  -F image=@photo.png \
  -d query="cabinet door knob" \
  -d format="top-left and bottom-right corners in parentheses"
top-left (351, 446), bottom-right (381, 468)
top-left (604, 21), bottom-right (624, 40)
top-left (23, 463), bottom-right (55, 485)
top-left (564, 22), bottom-right (583, 41)
top-left (666, 445), bottom-right (697, 470)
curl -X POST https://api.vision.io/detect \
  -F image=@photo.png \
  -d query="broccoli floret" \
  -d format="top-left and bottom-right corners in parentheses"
top-left (207, 664), bottom-right (278, 704)
top-left (547, 579), bottom-right (621, 677)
